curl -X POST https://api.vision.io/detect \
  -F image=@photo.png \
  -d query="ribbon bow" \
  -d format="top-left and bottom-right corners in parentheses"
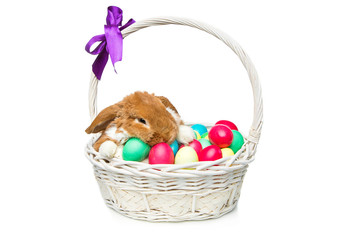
top-left (85, 6), bottom-right (135, 80)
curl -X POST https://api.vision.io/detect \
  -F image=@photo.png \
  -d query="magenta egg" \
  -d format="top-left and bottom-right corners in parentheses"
top-left (215, 120), bottom-right (238, 131)
top-left (187, 140), bottom-right (202, 155)
top-left (209, 125), bottom-right (234, 148)
top-left (179, 140), bottom-right (202, 155)
top-left (199, 145), bottom-right (222, 161)
top-left (149, 143), bottom-right (174, 164)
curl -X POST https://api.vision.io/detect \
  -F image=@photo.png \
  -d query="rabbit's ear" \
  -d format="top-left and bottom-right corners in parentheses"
top-left (156, 96), bottom-right (179, 114)
top-left (156, 95), bottom-right (183, 125)
top-left (85, 104), bottom-right (122, 134)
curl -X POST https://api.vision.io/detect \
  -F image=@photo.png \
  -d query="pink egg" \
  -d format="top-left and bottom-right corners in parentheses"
top-left (199, 145), bottom-right (222, 161)
top-left (215, 120), bottom-right (238, 131)
top-left (149, 143), bottom-right (174, 164)
top-left (209, 125), bottom-right (234, 148)
top-left (179, 140), bottom-right (202, 155)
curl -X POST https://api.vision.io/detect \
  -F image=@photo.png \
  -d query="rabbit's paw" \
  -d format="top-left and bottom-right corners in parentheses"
top-left (177, 125), bottom-right (195, 144)
top-left (105, 126), bottom-right (129, 145)
top-left (99, 140), bottom-right (118, 158)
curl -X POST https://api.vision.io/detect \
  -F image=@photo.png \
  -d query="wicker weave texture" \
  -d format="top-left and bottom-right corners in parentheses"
top-left (85, 17), bottom-right (263, 222)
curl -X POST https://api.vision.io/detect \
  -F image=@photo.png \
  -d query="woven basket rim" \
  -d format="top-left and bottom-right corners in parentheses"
top-left (85, 132), bottom-right (254, 179)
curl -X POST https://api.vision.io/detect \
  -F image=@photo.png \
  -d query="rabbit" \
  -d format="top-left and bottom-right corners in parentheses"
top-left (85, 91), bottom-right (195, 158)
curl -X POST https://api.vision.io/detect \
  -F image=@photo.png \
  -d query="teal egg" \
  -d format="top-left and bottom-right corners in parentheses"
top-left (122, 138), bottom-right (150, 161)
top-left (198, 138), bottom-right (212, 149)
top-left (169, 140), bottom-right (179, 155)
top-left (191, 124), bottom-right (208, 136)
top-left (228, 130), bottom-right (244, 153)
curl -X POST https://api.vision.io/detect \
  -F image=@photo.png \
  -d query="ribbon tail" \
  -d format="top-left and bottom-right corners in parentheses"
top-left (104, 25), bottom-right (123, 69)
top-left (92, 48), bottom-right (109, 80)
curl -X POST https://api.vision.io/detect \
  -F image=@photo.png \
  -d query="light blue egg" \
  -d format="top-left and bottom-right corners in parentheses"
top-left (191, 124), bottom-right (208, 136)
top-left (169, 140), bottom-right (179, 155)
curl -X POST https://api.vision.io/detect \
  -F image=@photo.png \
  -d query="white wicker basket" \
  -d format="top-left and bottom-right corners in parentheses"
top-left (85, 17), bottom-right (263, 222)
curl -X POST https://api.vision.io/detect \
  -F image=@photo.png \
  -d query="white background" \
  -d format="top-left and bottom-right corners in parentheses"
top-left (1, 0), bottom-right (359, 239)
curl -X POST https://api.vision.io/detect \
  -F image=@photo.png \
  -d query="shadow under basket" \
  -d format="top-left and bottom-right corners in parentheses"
top-left (85, 17), bottom-right (263, 222)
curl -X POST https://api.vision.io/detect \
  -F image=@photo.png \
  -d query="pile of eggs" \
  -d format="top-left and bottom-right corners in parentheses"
top-left (121, 120), bottom-right (244, 166)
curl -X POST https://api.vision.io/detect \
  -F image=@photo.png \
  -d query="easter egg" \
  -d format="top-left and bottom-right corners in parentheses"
top-left (199, 145), bottom-right (222, 161)
top-left (187, 140), bottom-right (202, 155)
top-left (198, 138), bottom-right (212, 149)
top-left (229, 130), bottom-right (245, 153)
top-left (194, 130), bottom-right (201, 140)
top-left (175, 146), bottom-right (199, 165)
top-left (215, 120), bottom-right (238, 131)
top-left (201, 132), bottom-right (209, 140)
top-left (221, 148), bottom-right (234, 158)
top-left (191, 124), bottom-right (208, 136)
top-left (149, 143), bottom-right (174, 164)
top-left (208, 125), bottom-right (234, 148)
top-left (179, 140), bottom-right (203, 155)
top-left (122, 138), bottom-right (150, 162)
top-left (169, 140), bottom-right (179, 155)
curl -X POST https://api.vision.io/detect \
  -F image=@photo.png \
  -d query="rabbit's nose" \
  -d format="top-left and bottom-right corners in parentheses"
top-left (148, 132), bottom-right (166, 146)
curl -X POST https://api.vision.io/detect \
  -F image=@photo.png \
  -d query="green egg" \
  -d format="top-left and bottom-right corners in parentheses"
top-left (229, 130), bottom-right (244, 153)
top-left (201, 132), bottom-right (209, 140)
top-left (198, 138), bottom-right (212, 149)
top-left (122, 138), bottom-right (150, 162)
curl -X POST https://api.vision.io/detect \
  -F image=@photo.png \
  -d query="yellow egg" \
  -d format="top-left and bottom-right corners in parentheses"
top-left (221, 148), bottom-right (234, 158)
top-left (194, 130), bottom-right (201, 140)
top-left (175, 146), bottom-right (199, 167)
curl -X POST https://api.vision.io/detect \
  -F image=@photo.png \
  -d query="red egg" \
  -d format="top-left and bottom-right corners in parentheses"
top-left (199, 145), bottom-right (222, 161)
top-left (215, 120), bottom-right (238, 131)
top-left (179, 140), bottom-right (202, 155)
top-left (149, 143), bottom-right (174, 164)
top-left (209, 125), bottom-right (234, 148)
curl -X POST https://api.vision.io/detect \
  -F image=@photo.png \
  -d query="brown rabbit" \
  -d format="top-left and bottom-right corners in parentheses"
top-left (86, 91), bottom-right (195, 158)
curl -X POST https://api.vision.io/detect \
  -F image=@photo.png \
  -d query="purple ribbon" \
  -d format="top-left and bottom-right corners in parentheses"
top-left (85, 6), bottom-right (135, 80)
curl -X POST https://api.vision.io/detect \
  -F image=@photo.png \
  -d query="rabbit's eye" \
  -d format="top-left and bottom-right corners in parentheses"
top-left (138, 118), bottom-right (147, 125)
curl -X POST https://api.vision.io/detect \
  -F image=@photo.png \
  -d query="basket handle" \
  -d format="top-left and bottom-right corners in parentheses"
top-left (88, 17), bottom-right (263, 145)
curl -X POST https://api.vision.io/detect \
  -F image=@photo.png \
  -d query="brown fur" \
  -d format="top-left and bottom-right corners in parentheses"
top-left (156, 96), bottom-right (178, 113)
top-left (86, 91), bottom-right (180, 150)
top-left (85, 104), bottom-right (122, 134)
top-left (156, 96), bottom-right (184, 125)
